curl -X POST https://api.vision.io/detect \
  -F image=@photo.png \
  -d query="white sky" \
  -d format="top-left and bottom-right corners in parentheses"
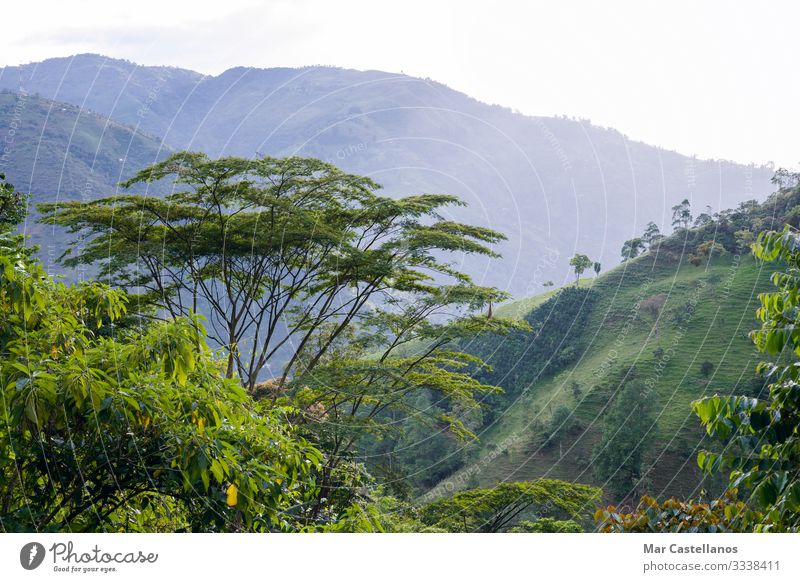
top-left (2, 0), bottom-right (797, 168)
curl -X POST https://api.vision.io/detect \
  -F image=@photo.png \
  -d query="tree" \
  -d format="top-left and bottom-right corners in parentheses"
top-left (620, 238), bottom-right (645, 262)
top-left (692, 225), bottom-right (800, 531)
top-left (418, 480), bottom-right (601, 532)
top-left (593, 261), bottom-right (601, 277)
top-left (700, 360), bottom-right (714, 378)
top-left (40, 153), bottom-right (508, 390)
top-left (642, 221), bottom-right (663, 246)
top-left (0, 174), bottom-right (26, 232)
top-left (569, 253), bottom-right (592, 284)
top-left (38, 152), bottom-right (522, 518)
top-left (671, 198), bottom-right (692, 231)
top-left (592, 381), bottom-right (656, 501)
top-left (687, 240), bottom-right (726, 267)
top-left (0, 236), bottom-right (362, 532)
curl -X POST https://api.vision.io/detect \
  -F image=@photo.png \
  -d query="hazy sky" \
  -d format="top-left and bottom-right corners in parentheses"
top-left (2, 0), bottom-right (797, 167)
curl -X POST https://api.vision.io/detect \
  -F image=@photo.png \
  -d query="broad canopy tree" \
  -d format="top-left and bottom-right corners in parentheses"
top-left (39, 152), bottom-right (510, 384)
top-left (39, 152), bottom-right (523, 509)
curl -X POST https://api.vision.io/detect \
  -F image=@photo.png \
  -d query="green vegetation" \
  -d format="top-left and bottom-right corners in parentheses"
top-left (0, 232), bottom-right (348, 532)
top-left (24, 156), bottom-right (546, 529)
top-left (592, 380), bottom-right (657, 501)
top-left (598, 218), bottom-right (800, 533)
top-left (418, 479), bottom-right (600, 532)
top-left (569, 253), bottom-right (593, 283)
top-left (3, 135), bottom-right (800, 533)
top-left (0, 174), bottom-right (26, 230)
top-left (435, 182), bottom-right (800, 507)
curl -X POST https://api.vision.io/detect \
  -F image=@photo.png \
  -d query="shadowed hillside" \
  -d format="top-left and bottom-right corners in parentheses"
top-left (0, 55), bottom-right (775, 296)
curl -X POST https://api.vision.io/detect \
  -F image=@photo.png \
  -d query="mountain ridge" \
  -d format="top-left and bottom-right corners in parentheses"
top-left (0, 54), bottom-right (776, 297)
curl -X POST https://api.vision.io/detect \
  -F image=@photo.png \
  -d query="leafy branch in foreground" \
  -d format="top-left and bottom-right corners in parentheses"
top-left (0, 235), bottom-right (378, 532)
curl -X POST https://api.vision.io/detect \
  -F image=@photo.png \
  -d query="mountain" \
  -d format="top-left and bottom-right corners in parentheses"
top-left (0, 89), bottom-right (169, 273)
top-left (0, 54), bottom-right (775, 297)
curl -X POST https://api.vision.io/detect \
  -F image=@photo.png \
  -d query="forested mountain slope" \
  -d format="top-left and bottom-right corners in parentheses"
top-left (0, 90), bottom-right (168, 274)
top-left (423, 186), bottom-right (800, 504)
top-left (0, 55), bottom-right (774, 295)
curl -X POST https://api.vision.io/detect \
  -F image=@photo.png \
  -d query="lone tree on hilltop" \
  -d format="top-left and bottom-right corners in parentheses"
top-left (569, 253), bottom-right (592, 284)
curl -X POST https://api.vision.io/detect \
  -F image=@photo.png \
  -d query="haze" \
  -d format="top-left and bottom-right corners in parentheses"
top-left (2, 0), bottom-right (796, 168)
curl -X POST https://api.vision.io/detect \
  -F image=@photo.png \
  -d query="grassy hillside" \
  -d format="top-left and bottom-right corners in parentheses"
top-left (428, 235), bottom-right (778, 504)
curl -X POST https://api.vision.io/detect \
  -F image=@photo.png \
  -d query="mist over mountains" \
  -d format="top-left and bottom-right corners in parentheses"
top-left (0, 54), bottom-right (774, 296)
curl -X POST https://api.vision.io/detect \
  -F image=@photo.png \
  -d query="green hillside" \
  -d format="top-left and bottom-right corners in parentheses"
top-left (424, 190), bottom-right (800, 505)
top-left (0, 90), bottom-right (169, 271)
top-left (0, 90), bottom-right (168, 205)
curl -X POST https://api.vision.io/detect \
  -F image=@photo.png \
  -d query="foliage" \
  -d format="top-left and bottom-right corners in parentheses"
top-left (671, 198), bottom-right (692, 230)
top-left (620, 237), bottom-right (645, 262)
top-left (469, 286), bottom-right (599, 400)
top-left (593, 380), bottom-right (656, 501)
top-left (0, 174), bottom-right (27, 231)
top-left (542, 404), bottom-right (582, 447)
top-left (595, 491), bottom-right (757, 532)
top-left (38, 152), bottom-right (521, 507)
top-left (691, 225), bottom-right (800, 531)
top-left (642, 221), bottom-right (663, 246)
top-left (569, 253), bottom-right (592, 283)
top-left (418, 479), bottom-right (601, 532)
top-left (39, 152), bottom-right (508, 389)
top-left (735, 229), bottom-right (755, 254)
top-left (0, 236), bottom-right (354, 532)
top-left (508, 517), bottom-right (583, 532)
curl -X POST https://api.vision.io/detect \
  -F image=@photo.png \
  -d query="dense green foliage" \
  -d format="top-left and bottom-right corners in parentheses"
top-left (471, 286), bottom-right (599, 397)
top-left (0, 234), bottom-right (371, 532)
top-left (37, 153), bottom-right (528, 519)
top-left (435, 183), bottom-right (800, 504)
top-left (691, 225), bottom-right (800, 531)
top-left (418, 479), bottom-right (600, 532)
top-left (592, 380), bottom-right (657, 500)
top-left (0, 174), bottom-right (26, 231)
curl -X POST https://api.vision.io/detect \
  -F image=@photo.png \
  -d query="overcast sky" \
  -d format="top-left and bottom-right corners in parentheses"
top-left (2, 0), bottom-right (796, 168)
